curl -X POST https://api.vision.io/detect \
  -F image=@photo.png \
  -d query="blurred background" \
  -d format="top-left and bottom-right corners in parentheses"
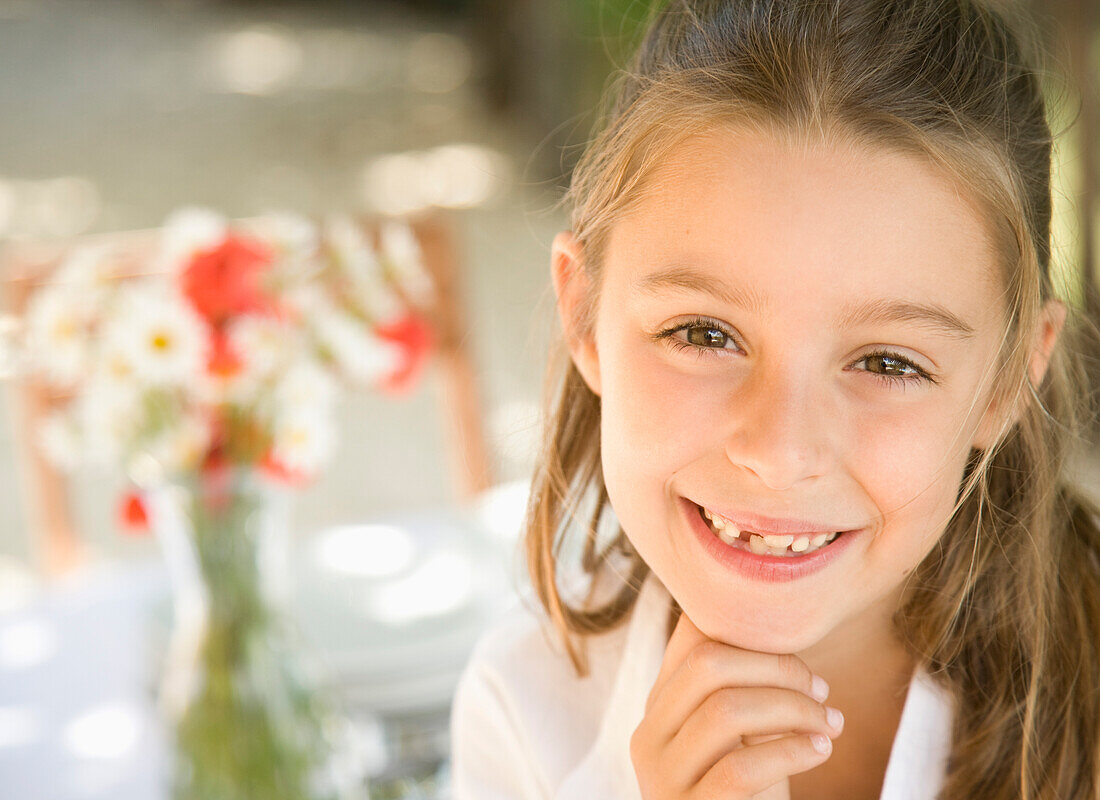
top-left (0, 1), bottom-right (1094, 799)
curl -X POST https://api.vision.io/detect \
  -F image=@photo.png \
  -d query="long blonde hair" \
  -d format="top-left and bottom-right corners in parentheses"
top-left (524, 1), bottom-right (1100, 798)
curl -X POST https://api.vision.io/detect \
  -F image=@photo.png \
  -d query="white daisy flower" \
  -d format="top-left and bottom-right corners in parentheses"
top-left (269, 408), bottom-right (335, 476)
top-left (325, 215), bottom-right (370, 264)
top-left (281, 283), bottom-right (327, 318)
top-left (190, 315), bottom-right (299, 407)
top-left (380, 221), bottom-right (433, 305)
top-left (53, 243), bottom-right (118, 307)
top-left (313, 308), bottom-right (400, 385)
top-left (96, 331), bottom-right (139, 385)
top-left (102, 283), bottom-right (207, 388)
top-left (226, 314), bottom-right (294, 382)
top-left (324, 215), bottom-right (401, 321)
top-left (246, 212), bottom-right (318, 261)
top-left (74, 374), bottom-right (144, 467)
top-left (273, 361), bottom-right (337, 420)
top-left (24, 284), bottom-right (95, 386)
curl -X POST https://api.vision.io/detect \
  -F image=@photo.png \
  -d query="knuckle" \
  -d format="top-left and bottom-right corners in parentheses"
top-left (717, 686), bottom-right (746, 718)
top-left (698, 694), bottom-right (720, 727)
top-left (712, 752), bottom-right (749, 793)
top-left (785, 687), bottom-right (811, 713)
top-left (685, 640), bottom-right (724, 680)
top-left (700, 687), bottom-right (739, 726)
top-left (786, 733), bottom-right (823, 764)
top-left (774, 652), bottom-right (809, 687)
top-left (788, 735), bottom-right (818, 764)
top-left (785, 690), bottom-right (819, 725)
top-left (691, 641), bottom-right (725, 676)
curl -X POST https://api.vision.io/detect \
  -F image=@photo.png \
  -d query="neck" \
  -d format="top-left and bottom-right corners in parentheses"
top-left (789, 588), bottom-right (916, 800)
top-left (797, 586), bottom-right (915, 699)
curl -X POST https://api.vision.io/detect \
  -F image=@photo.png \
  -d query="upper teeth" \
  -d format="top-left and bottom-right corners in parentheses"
top-left (702, 507), bottom-right (840, 557)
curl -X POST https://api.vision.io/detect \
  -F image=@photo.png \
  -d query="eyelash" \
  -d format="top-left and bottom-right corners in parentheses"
top-left (652, 317), bottom-right (938, 389)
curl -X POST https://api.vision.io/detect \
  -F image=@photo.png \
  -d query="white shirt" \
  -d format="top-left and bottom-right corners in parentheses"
top-left (451, 571), bottom-right (954, 800)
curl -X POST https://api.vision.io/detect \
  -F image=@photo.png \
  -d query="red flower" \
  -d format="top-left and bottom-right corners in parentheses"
top-left (207, 328), bottom-right (243, 377)
top-left (181, 235), bottom-right (276, 327)
top-left (258, 450), bottom-right (312, 488)
top-left (118, 492), bottom-right (150, 536)
top-left (375, 313), bottom-right (433, 395)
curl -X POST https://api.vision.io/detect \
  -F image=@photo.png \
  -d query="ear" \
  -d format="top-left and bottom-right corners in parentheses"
top-left (551, 231), bottom-right (602, 396)
top-left (972, 299), bottom-right (1066, 449)
top-left (1026, 299), bottom-right (1066, 389)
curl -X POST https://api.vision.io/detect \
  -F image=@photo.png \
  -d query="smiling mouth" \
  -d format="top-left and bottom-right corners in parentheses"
top-left (695, 503), bottom-right (848, 558)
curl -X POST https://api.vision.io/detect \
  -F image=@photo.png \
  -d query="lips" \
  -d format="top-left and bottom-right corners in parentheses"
top-left (697, 503), bottom-right (848, 557)
top-left (681, 496), bottom-right (862, 582)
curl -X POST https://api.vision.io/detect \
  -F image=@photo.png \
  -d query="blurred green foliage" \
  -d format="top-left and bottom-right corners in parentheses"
top-left (172, 480), bottom-right (334, 800)
top-left (570, 0), bottom-right (662, 103)
top-left (570, 0), bottom-right (663, 64)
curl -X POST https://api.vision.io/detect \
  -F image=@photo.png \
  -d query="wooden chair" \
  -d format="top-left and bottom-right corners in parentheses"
top-left (0, 213), bottom-right (493, 577)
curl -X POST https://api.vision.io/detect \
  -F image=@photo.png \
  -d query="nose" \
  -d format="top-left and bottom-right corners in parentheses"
top-left (723, 367), bottom-right (830, 491)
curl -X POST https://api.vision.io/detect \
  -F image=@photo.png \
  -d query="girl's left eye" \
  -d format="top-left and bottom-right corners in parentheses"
top-left (853, 350), bottom-right (936, 388)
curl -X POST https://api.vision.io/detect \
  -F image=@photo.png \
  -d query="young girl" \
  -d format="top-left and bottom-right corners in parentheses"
top-left (451, 1), bottom-right (1100, 798)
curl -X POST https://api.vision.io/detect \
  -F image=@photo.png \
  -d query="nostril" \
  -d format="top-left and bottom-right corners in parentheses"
top-left (722, 407), bottom-right (830, 490)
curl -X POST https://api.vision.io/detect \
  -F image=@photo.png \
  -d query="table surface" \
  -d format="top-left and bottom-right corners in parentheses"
top-left (0, 488), bottom-right (526, 800)
top-left (0, 561), bottom-right (171, 800)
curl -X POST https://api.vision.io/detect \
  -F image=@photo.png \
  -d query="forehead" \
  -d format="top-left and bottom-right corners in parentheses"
top-left (603, 126), bottom-right (1004, 324)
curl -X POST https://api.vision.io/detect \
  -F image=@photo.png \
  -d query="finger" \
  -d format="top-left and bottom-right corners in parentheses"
top-left (668, 687), bottom-right (844, 786)
top-left (646, 643), bottom-right (829, 745)
top-left (645, 609), bottom-right (710, 714)
top-left (690, 733), bottom-right (833, 799)
top-left (750, 777), bottom-right (791, 800)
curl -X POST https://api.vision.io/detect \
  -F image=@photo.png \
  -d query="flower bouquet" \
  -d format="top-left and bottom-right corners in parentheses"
top-left (17, 208), bottom-right (435, 799)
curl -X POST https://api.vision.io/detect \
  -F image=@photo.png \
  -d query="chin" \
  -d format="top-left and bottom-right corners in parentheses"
top-left (684, 600), bottom-right (834, 655)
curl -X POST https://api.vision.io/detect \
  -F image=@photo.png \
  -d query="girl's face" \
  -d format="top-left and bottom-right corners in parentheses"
top-left (556, 127), bottom-right (1020, 653)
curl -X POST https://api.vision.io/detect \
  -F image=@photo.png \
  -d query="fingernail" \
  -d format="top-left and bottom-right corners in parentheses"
top-left (810, 734), bottom-right (832, 755)
top-left (810, 674), bottom-right (829, 702)
top-left (826, 707), bottom-right (844, 733)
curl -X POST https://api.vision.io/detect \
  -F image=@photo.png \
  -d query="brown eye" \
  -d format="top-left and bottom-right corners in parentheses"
top-left (685, 325), bottom-right (729, 348)
top-left (863, 353), bottom-right (917, 378)
top-left (654, 318), bottom-right (741, 357)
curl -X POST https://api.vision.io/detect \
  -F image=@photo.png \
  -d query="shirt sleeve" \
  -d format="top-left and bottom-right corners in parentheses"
top-left (449, 648), bottom-right (552, 800)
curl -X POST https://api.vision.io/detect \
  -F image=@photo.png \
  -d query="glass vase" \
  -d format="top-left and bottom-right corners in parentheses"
top-left (148, 469), bottom-right (338, 800)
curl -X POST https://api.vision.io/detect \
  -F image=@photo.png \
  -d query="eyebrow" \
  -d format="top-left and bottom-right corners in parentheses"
top-left (634, 266), bottom-right (977, 339)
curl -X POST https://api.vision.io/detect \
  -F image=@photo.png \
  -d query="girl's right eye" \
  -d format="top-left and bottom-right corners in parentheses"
top-left (653, 318), bottom-right (741, 356)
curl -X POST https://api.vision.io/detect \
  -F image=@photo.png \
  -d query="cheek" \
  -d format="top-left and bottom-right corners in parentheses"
top-left (598, 336), bottom-right (716, 476)
top-left (846, 401), bottom-right (974, 546)
top-left (596, 337), bottom-right (716, 551)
